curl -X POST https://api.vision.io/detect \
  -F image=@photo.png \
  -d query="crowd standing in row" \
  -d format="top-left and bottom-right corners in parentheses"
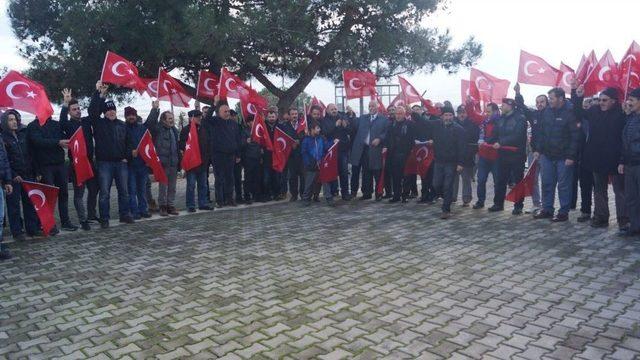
top-left (1, 79), bottom-right (640, 260)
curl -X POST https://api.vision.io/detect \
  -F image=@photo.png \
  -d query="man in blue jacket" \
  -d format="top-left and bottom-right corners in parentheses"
top-left (620, 88), bottom-right (640, 237)
top-left (301, 122), bottom-right (334, 206)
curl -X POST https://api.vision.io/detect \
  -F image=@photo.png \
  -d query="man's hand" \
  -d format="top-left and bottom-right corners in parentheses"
top-left (371, 138), bottom-right (381, 146)
top-left (13, 176), bottom-right (23, 183)
top-left (576, 84), bottom-right (585, 97)
top-left (62, 88), bottom-right (72, 105)
top-left (456, 165), bottom-right (464, 173)
top-left (533, 151), bottom-right (540, 160)
top-left (333, 138), bottom-right (339, 144)
top-left (565, 159), bottom-right (575, 166)
top-left (58, 139), bottom-right (70, 148)
top-left (426, 140), bottom-right (434, 145)
top-left (514, 82), bottom-right (520, 94)
top-left (152, 100), bottom-right (160, 110)
top-left (492, 142), bottom-right (501, 149)
top-left (214, 95), bottom-right (220, 105)
top-left (570, 77), bottom-right (578, 90)
top-left (4, 184), bottom-right (12, 195)
top-left (97, 81), bottom-right (108, 98)
top-left (247, 138), bottom-right (252, 144)
top-left (132, 149), bottom-right (138, 157)
top-left (194, 100), bottom-right (200, 111)
top-left (618, 164), bottom-right (624, 175)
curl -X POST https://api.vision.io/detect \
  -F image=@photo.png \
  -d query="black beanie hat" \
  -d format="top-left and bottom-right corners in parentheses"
top-left (601, 87), bottom-right (619, 100)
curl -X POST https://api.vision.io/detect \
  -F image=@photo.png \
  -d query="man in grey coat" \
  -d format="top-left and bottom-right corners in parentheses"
top-left (350, 100), bottom-right (389, 201)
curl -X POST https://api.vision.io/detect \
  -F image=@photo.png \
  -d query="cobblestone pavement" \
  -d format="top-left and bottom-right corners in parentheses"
top-left (1, 179), bottom-right (640, 359)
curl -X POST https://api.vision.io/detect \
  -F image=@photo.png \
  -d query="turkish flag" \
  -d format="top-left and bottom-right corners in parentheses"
top-left (461, 79), bottom-right (480, 104)
top-left (517, 50), bottom-right (560, 86)
top-left (478, 143), bottom-right (518, 161)
top-left (506, 159), bottom-right (539, 203)
top-left (251, 113), bottom-right (273, 151)
top-left (22, 181), bottom-right (58, 236)
top-left (137, 130), bottom-right (168, 184)
top-left (319, 141), bottom-right (339, 183)
top-left (181, 120), bottom-right (202, 172)
top-left (68, 128), bottom-right (94, 186)
top-left (218, 67), bottom-right (248, 100)
top-left (390, 93), bottom-right (406, 108)
top-left (343, 70), bottom-right (377, 99)
top-left (577, 50), bottom-right (599, 85)
top-left (398, 76), bottom-right (423, 104)
top-left (620, 41), bottom-right (640, 97)
top-left (239, 87), bottom-right (269, 121)
top-left (310, 96), bottom-right (326, 116)
top-left (142, 78), bottom-right (158, 98)
top-left (470, 68), bottom-right (510, 104)
top-left (376, 148), bottom-right (388, 195)
top-left (372, 91), bottom-right (387, 115)
top-left (583, 50), bottom-right (621, 96)
top-left (404, 143), bottom-right (434, 177)
top-left (0, 70), bottom-right (54, 126)
top-left (196, 70), bottom-right (219, 100)
top-left (157, 68), bottom-right (192, 108)
top-left (272, 127), bottom-right (296, 172)
top-left (421, 98), bottom-right (441, 116)
top-left (100, 51), bottom-right (146, 92)
top-left (556, 62), bottom-right (576, 93)
top-left (297, 104), bottom-right (308, 134)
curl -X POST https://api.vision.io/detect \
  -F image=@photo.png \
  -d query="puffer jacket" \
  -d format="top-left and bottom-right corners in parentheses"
top-left (533, 100), bottom-right (579, 160)
top-left (1, 110), bottom-right (34, 178)
top-left (622, 113), bottom-right (640, 166)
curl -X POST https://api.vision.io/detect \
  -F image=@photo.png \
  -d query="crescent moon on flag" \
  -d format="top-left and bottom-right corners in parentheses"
top-left (598, 66), bottom-right (611, 82)
top-left (255, 123), bottom-right (264, 138)
top-left (405, 85), bottom-right (419, 97)
top-left (562, 72), bottom-right (573, 87)
top-left (416, 146), bottom-right (429, 161)
top-left (247, 103), bottom-right (257, 115)
top-left (475, 76), bottom-right (491, 91)
top-left (145, 144), bottom-right (151, 159)
top-left (624, 54), bottom-right (638, 63)
top-left (27, 189), bottom-right (46, 210)
top-left (630, 72), bottom-right (640, 81)
top-left (277, 137), bottom-right (287, 151)
top-left (148, 81), bottom-right (158, 95)
top-left (6, 81), bottom-right (31, 100)
top-left (203, 78), bottom-right (216, 92)
top-left (111, 61), bottom-right (128, 77)
top-left (162, 80), bottom-right (172, 92)
top-left (225, 78), bottom-right (237, 92)
top-left (524, 60), bottom-right (539, 77)
top-left (73, 140), bottom-right (79, 154)
top-left (348, 78), bottom-right (363, 91)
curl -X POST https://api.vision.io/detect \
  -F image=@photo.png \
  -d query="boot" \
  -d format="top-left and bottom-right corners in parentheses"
top-left (167, 206), bottom-right (179, 215)
top-left (148, 199), bottom-right (159, 213)
top-left (159, 206), bottom-right (169, 217)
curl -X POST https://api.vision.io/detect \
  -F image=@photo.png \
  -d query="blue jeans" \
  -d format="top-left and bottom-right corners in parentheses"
top-left (527, 152), bottom-right (541, 208)
top-left (540, 155), bottom-right (574, 215)
top-left (476, 157), bottom-right (498, 204)
top-left (98, 160), bottom-right (130, 221)
top-left (186, 168), bottom-right (209, 209)
top-left (127, 165), bottom-right (148, 217)
top-left (6, 178), bottom-right (40, 237)
top-left (0, 187), bottom-right (5, 243)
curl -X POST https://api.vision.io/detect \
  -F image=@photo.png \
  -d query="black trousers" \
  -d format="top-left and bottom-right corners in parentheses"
top-left (420, 166), bottom-right (436, 201)
top-left (433, 162), bottom-right (457, 212)
top-left (494, 157), bottom-right (525, 209)
top-left (212, 152), bottom-right (236, 203)
top-left (390, 153), bottom-right (409, 200)
top-left (242, 158), bottom-right (261, 201)
top-left (41, 163), bottom-right (70, 224)
top-left (572, 164), bottom-right (593, 214)
top-left (234, 162), bottom-right (243, 201)
top-left (286, 156), bottom-right (305, 198)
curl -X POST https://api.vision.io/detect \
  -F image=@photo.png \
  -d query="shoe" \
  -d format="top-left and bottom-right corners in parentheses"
top-left (312, 196), bottom-right (320, 202)
top-left (119, 216), bottom-right (135, 224)
top-left (382, 194), bottom-right (392, 199)
top-left (289, 195), bottom-right (298, 202)
top-left (100, 220), bottom-right (109, 229)
top-left (590, 219), bottom-right (609, 228)
top-left (80, 222), bottom-right (91, 231)
top-left (61, 222), bottom-right (79, 231)
top-left (359, 195), bottom-right (372, 200)
top-left (524, 207), bottom-right (540, 214)
top-left (409, 191), bottom-right (418, 199)
top-left (577, 213), bottom-right (591, 223)
top-left (342, 195), bottom-right (352, 201)
top-left (388, 198), bottom-right (400, 203)
top-left (13, 234), bottom-right (26, 242)
top-left (462, 202), bottom-right (470, 208)
top-left (87, 216), bottom-right (100, 223)
top-left (375, 194), bottom-right (382, 202)
top-left (167, 207), bottom-right (179, 215)
top-left (512, 208), bottom-right (523, 216)
top-left (326, 199), bottom-right (336, 207)
top-left (199, 206), bottom-right (214, 211)
top-left (552, 213), bottom-right (569, 222)
top-left (301, 200), bottom-right (311, 207)
top-left (215, 202), bottom-right (225, 208)
top-left (133, 214), bottom-right (142, 220)
top-left (401, 197), bottom-right (408, 203)
top-left (488, 205), bottom-right (503, 212)
top-left (227, 200), bottom-right (237, 207)
top-left (472, 202), bottom-right (484, 210)
top-left (533, 211), bottom-right (553, 219)
top-left (0, 249), bottom-right (12, 260)
top-left (188, 208), bottom-right (196, 213)
top-left (141, 213), bottom-right (152, 218)
top-left (29, 230), bottom-right (45, 238)
top-left (49, 227), bottom-right (60, 236)
top-left (245, 199), bottom-right (253, 205)
top-left (417, 198), bottom-right (430, 204)
top-left (440, 212), bottom-right (452, 220)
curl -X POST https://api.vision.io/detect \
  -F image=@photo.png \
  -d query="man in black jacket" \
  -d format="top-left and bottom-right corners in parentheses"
top-left (205, 97), bottom-right (242, 206)
top-left (429, 106), bottom-right (465, 218)
top-left (262, 108), bottom-right (283, 202)
top-left (385, 106), bottom-right (414, 203)
top-left (241, 115), bottom-right (263, 204)
top-left (412, 105), bottom-right (436, 204)
top-left (488, 99), bottom-right (528, 214)
top-left (573, 86), bottom-right (627, 231)
top-left (321, 104), bottom-right (352, 200)
top-left (453, 105), bottom-right (480, 207)
top-left (281, 107), bottom-right (304, 201)
top-left (89, 81), bottom-right (134, 228)
top-left (60, 88), bottom-right (97, 230)
top-left (27, 112), bottom-right (78, 233)
top-left (533, 87), bottom-right (580, 222)
top-left (620, 88), bottom-right (640, 237)
top-left (2, 110), bottom-right (41, 240)
top-left (179, 109), bottom-right (213, 212)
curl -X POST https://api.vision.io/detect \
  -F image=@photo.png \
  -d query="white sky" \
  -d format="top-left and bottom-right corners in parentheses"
top-left (1, 0), bottom-right (640, 117)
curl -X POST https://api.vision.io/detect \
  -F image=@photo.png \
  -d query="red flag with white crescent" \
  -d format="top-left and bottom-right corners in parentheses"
top-left (136, 130), bottom-right (168, 184)
top-left (142, 78), bottom-right (158, 98)
top-left (196, 70), bottom-right (219, 100)
top-left (181, 120), bottom-right (202, 171)
top-left (398, 76), bottom-right (423, 104)
top-left (319, 141), bottom-right (339, 183)
top-left (21, 181), bottom-right (58, 236)
top-left (376, 148), bottom-right (388, 195)
top-left (239, 87), bottom-right (269, 121)
top-left (555, 62), bottom-right (576, 93)
top-left (470, 68), bottom-right (510, 104)
top-left (583, 50), bottom-right (621, 97)
top-left (218, 67), bottom-right (248, 100)
top-left (272, 127), bottom-right (296, 172)
top-left (517, 50), bottom-right (560, 86)
top-left (297, 104), bottom-right (308, 134)
top-left (68, 128), bottom-right (94, 186)
top-left (506, 159), bottom-right (539, 203)
top-left (100, 51), bottom-right (146, 92)
top-left (0, 70), bottom-right (54, 126)
top-left (343, 70), bottom-right (377, 99)
top-left (157, 68), bottom-right (192, 108)
top-left (251, 113), bottom-right (273, 151)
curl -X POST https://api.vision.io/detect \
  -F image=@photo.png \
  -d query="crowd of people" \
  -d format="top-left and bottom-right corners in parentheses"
top-left (1, 78), bottom-right (640, 261)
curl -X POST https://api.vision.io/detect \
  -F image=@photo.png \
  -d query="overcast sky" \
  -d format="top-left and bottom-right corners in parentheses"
top-left (1, 0), bottom-right (639, 116)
